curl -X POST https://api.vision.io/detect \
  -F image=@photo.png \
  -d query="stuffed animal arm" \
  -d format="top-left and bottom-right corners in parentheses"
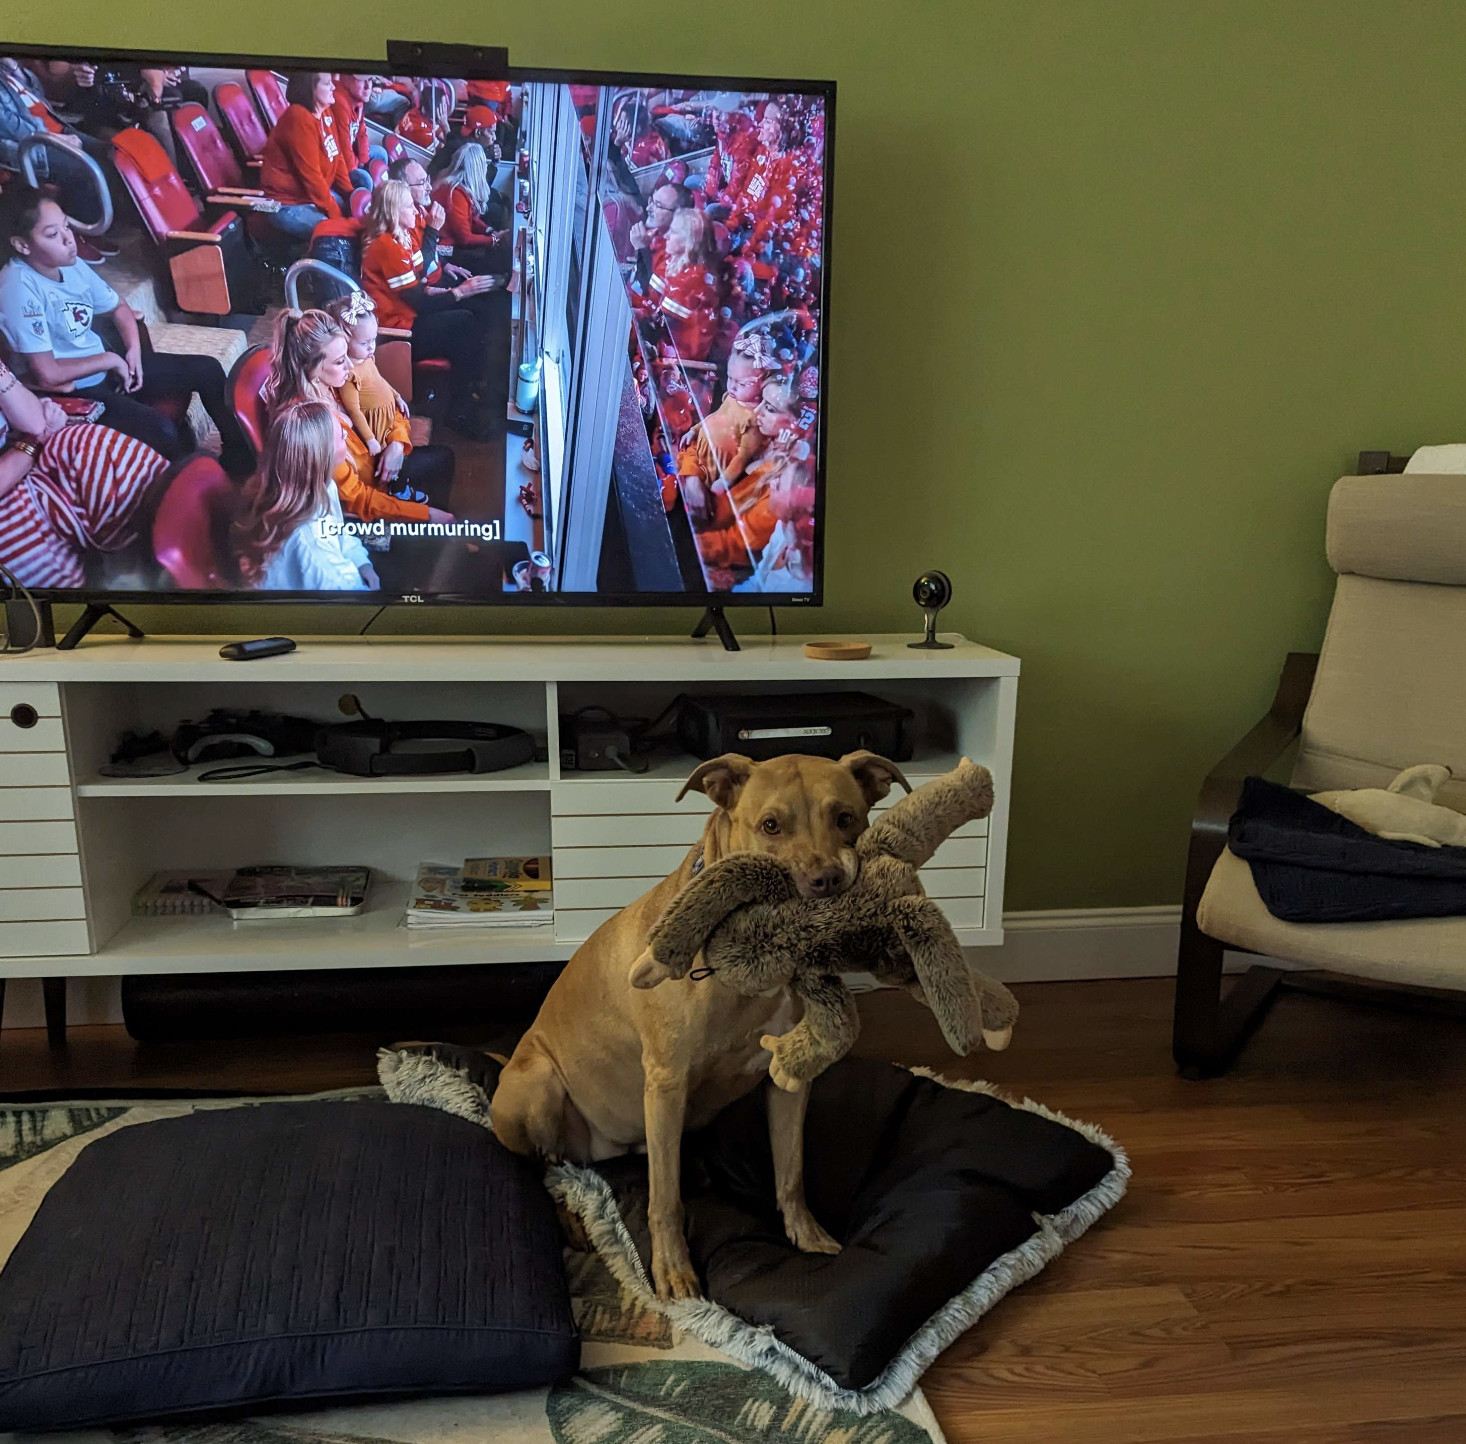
top-left (630, 758), bottom-right (1018, 1090)
top-left (1310, 764), bottom-right (1466, 848)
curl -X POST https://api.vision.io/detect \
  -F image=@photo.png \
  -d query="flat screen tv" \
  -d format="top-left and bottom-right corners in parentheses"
top-left (0, 44), bottom-right (833, 628)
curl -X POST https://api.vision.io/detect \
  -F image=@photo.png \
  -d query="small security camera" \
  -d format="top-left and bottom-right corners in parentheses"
top-left (909, 570), bottom-right (955, 650)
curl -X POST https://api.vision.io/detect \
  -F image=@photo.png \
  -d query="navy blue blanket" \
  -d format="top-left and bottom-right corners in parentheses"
top-left (1228, 776), bottom-right (1466, 923)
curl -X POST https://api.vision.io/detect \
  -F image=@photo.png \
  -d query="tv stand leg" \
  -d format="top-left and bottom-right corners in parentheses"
top-left (57, 603), bottom-right (145, 652)
top-left (691, 606), bottom-right (740, 652)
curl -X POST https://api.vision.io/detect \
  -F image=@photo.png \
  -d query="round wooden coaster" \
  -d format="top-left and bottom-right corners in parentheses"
top-left (803, 640), bottom-right (872, 661)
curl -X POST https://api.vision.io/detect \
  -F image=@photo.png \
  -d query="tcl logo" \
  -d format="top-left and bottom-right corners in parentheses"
top-left (401, 594), bottom-right (425, 603)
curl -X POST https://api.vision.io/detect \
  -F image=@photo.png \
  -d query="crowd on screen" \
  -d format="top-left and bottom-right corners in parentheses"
top-left (605, 92), bottom-right (824, 591)
top-left (0, 58), bottom-right (520, 593)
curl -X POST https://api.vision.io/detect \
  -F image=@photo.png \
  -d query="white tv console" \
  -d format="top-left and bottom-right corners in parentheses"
top-left (0, 633), bottom-right (1018, 1043)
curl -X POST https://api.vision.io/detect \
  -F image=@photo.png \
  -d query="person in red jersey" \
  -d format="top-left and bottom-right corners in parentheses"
top-left (703, 107), bottom-right (758, 212)
top-left (728, 100), bottom-right (803, 247)
top-left (431, 143), bottom-right (509, 275)
top-left (650, 208), bottom-right (722, 363)
top-left (331, 74), bottom-right (387, 192)
top-left (359, 180), bottom-right (507, 439)
top-left (259, 71), bottom-right (351, 240)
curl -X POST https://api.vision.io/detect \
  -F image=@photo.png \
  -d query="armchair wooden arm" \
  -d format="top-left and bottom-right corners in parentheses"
top-left (1173, 650), bottom-right (1318, 1076)
top-left (1183, 650), bottom-right (1319, 917)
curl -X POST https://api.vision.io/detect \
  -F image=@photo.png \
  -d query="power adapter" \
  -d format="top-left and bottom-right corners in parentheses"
top-left (560, 710), bottom-right (636, 772)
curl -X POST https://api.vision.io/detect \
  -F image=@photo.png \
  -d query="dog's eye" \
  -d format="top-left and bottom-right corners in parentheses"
top-left (836, 811), bottom-right (855, 830)
top-left (760, 816), bottom-right (781, 836)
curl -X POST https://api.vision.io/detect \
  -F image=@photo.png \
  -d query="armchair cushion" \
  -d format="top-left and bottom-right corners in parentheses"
top-left (1198, 846), bottom-right (1466, 991)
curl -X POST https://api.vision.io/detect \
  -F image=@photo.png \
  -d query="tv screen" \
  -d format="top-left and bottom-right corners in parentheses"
top-left (0, 49), bottom-right (832, 606)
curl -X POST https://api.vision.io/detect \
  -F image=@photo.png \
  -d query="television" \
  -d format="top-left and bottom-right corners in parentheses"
top-left (0, 44), bottom-right (833, 641)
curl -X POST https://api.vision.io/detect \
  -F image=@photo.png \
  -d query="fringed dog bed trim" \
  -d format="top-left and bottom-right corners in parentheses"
top-left (377, 1047), bottom-right (1129, 1416)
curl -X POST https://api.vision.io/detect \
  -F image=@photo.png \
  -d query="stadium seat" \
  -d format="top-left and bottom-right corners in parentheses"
top-left (227, 344), bottom-right (273, 462)
top-left (214, 82), bottom-right (269, 171)
top-left (16, 133), bottom-right (114, 238)
top-left (349, 187), bottom-right (371, 219)
top-left (110, 128), bottom-right (253, 316)
top-left (247, 70), bottom-right (289, 129)
top-left (173, 104), bottom-right (249, 192)
top-left (381, 132), bottom-right (406, 164)
top-left (152, 455), bottom-right (242, 589)
top-left (368, 157), bottom-right (388, 187)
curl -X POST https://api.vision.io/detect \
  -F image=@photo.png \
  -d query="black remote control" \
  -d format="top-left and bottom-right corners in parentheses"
top-left (219, 637), bottom-right (298, 662)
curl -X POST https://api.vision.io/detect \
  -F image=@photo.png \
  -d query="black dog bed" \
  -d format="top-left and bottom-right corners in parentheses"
top-left (379, 1046), bottom-right (1128, 1416)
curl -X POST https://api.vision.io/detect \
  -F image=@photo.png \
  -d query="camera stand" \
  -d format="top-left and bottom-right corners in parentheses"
top-left (909, 608), bottom-right (954, 650)
top-left (691, 606), bottom-right (740, 652)
top-left (58, 602), bottom-right (145, 652)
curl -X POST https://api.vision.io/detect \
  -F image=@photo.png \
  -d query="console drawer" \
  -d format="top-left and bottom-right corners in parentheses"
top-left (0, 787), bottom-right (76, 822)
top-left (0, 918), bottom-right (90, 957)
top-left (553, 812), bottom-right (705, 849)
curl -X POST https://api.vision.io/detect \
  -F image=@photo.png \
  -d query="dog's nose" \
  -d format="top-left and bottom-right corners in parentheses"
top-left (807, 866), bottom-right (844, 898)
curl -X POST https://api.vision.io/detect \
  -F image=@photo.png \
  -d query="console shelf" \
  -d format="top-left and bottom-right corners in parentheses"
top-left (75, 759), bottom-right (554, 797)
top-left (0, 634), bottom-right (1019, 1002)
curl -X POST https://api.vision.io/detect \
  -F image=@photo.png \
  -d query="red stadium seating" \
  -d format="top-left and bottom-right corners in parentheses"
top-left (172, 103), bottom-right (254, 194)
top-left (214, 82), bottom-right (269, 169)
top-left (110, 129), bottom-right (249, 316)
top-left (228, 344), bottom-right (273, 462)
top-left (368, 157), bottom-right (387, 187)
top-left (349, 187), bottom-right (371, 219)
top-left (152, 455), bottom-right (241, 589)
top-left (247, 70), bottom-right (289, 129)
top-left (381, 132), bottom-right (406, 164)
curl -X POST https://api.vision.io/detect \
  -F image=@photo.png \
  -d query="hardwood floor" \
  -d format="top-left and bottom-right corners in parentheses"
top-left (3, 976), bottom-right (1464, 1443)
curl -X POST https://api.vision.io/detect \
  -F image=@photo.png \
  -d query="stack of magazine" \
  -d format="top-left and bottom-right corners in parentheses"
top-left (405, 857), bottom-right (554, 929)
top-left (132, 867), bottom-right (371, 920)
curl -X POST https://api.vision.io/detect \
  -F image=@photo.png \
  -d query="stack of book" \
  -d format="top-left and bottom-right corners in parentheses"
top-left (405, 856), bottom-right (554, 929)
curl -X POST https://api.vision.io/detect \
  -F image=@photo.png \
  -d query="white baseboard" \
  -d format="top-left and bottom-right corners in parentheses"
top-left (986, 906), bottom-right (1184, 982)
top-left (1, 907), bottom-right (1263, 1030)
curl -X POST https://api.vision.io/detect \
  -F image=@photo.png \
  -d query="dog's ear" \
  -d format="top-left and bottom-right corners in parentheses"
top-left (678, 753), bottom-right (756, 809)
top-left (841, 751), bottom-right (912, 806)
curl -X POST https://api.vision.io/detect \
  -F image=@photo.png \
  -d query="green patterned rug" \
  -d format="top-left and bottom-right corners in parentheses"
top-left (0, 1095), bottom-right (947, 1444)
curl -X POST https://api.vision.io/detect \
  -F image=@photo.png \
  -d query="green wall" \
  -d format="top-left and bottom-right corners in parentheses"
top-left (7, 1), bottom-right (1460, 910)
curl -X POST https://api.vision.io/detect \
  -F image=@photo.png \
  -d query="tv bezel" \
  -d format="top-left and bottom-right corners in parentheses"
top-left (0, 40), bottom-right (836, 611)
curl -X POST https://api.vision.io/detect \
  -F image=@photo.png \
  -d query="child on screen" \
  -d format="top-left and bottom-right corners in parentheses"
top-left (322, 292), bottom-right (435, 515)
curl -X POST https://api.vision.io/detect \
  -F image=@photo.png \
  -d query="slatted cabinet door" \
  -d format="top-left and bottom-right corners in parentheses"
top-left (0, 686), bottom-right (89, 956)
top-left (550, 773), bottom-right (988, 946)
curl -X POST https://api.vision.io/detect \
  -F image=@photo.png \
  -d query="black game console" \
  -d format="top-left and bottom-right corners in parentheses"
top-left (677, 692), bottom-right (915, 763)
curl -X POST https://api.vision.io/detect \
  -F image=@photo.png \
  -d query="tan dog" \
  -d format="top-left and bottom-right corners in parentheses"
top-left (490, 749), bottom-right (908, 1300)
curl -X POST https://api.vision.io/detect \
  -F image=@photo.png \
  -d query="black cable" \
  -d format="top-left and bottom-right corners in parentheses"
top-left (0, 562), bottom-right (41, 655)
top-left (358, 604), bottom-right (388, 636)
top-left (768, 606), bottom-right (778, 638)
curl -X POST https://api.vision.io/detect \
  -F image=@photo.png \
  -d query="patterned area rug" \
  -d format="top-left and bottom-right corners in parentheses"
top-left (0, 1095), bottom-right (948, 1444)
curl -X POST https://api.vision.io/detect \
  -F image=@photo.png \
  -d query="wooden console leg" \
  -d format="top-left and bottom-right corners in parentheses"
top-left (42, 978), bottom-right (67, 1050)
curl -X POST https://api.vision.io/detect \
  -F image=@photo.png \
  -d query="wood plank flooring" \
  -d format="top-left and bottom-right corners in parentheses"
top-left (3, 976), bottom-right (1464, 1443)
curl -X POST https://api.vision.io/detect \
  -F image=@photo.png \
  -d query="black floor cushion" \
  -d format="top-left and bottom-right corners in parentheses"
top-left (593, 1056), bottom-right (1116, 1391)
top-left (0, 1100), bottom-right (579, 1431)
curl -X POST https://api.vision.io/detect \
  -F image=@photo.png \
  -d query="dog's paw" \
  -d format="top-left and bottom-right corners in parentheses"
top-left (629, 949), bottom-right (677, 990)
top-left (651, 1242), bottom-right (703, 1301)
top-left (783, 1205), bottom-right (842, 1255)
top-left (760, 1035), bottom-right (804, 1092)
top-left (982, 1025), bottom-right (1013, 1052)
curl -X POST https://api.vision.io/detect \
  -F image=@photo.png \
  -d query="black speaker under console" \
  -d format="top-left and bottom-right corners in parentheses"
top-left (121, 961), bottom-right (563, 1042)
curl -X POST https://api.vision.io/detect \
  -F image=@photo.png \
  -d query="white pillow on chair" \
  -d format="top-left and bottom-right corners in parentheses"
top-left (1404, 444), bottom-right (1466, 473)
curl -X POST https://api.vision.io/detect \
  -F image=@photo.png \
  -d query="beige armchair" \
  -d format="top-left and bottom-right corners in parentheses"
top-left (1174, 470), bottom-right (1466, 1076)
